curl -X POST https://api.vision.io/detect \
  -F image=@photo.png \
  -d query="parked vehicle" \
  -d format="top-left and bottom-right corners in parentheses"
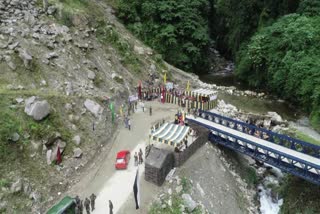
top-left (115, 150), bottom-right (131, 169)
top-left (46, 196), bottom-right (76, 214)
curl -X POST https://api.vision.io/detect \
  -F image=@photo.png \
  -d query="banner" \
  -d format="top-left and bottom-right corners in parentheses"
top-left (209, 95), bottom-right (217, 101)
top-left (186, 81), bottom-right (190, 92)
top-left (129, 95), bottom-right (139, 102)
top-left (165, 82), bottom-right (173, 90)
top-left (163, 72), bottom-right (167, 84)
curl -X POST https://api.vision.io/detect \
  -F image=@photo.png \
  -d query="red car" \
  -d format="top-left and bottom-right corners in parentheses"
top-left (115, 150), bottom-right (130, 169)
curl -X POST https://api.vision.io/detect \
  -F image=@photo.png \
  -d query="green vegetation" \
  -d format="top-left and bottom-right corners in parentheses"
top-left (117, 0), bottom-right (211, 72)
top-left (279, 176), bottom-right (320, 214)
top-left (236, 10), bottom-right (320, 131)
top-left (0, 95), bottom-right (71, 159)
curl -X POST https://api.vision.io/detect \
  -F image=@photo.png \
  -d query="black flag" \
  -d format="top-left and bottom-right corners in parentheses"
top-left (133, 168), bottom-right (140, 209)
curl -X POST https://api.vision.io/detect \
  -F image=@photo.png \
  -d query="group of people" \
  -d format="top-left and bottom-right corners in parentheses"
top-left (75, 194), bottom-right (96, 214)
top-left (74, 194), bottom-right (114, 214)
top-left (134, 148), bottom-right (144, 166)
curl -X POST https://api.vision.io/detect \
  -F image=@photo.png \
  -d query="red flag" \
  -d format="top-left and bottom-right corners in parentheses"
top-left (138, 81), bottom-right (142, 99)
top-left (161, 86), bottom-right (166, 103)
top-left (56, 146), bottom-right (62, 165)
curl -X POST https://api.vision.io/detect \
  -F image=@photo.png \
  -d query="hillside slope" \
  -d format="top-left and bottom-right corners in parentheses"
top-left (0, 0), bottom-right (195, 212)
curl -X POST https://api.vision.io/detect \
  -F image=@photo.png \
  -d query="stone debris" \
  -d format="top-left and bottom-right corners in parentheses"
top-left (72, 135), bottom-right (81, 145)
top-left (73, 148), bottom-right (83, 158)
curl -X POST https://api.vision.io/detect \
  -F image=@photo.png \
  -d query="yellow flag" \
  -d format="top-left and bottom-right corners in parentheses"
top-left (119, 106), bottom-right (123, 117)
top-left (163, 72), bottom-right (167, 84)
top-left (186, 80), bottom-right (190, 91)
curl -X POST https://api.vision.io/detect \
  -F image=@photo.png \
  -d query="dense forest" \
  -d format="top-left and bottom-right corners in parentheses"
top-left (116, 0), bottom-right (320, 131)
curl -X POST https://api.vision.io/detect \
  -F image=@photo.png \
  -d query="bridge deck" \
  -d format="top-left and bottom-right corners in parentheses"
top-left (187, 115), bottom-right (320, 166)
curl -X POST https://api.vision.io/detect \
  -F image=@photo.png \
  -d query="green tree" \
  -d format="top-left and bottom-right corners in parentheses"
top-left (117, 0), bottom-right (211, 72)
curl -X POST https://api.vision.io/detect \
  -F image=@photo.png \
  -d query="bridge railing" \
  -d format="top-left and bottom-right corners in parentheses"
top-left (197, 110), bottom-right (320, 158)
top-left (188, 118), bottom-right (320, 185)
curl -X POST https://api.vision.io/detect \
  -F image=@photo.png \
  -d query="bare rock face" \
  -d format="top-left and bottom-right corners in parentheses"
top-left (24, 97), bottom-right (50, 121)
top-left (84, 99), bottom-right (103, 117)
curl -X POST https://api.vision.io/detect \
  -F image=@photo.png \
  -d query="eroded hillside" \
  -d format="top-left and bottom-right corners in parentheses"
top-left (0, 0), bottom-right (195, 212)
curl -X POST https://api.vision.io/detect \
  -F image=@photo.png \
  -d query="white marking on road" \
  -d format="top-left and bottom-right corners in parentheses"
top-left (92, 143), bottom-right (145, 214)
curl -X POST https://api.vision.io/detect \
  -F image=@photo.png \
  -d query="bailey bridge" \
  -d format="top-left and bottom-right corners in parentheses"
top-left (186, 110), bottom-right (320, 185)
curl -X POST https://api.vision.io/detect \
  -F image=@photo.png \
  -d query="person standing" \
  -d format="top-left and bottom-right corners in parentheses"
top-left (90, 193), bottom-right (96, 211)
top-left (128, 118), bottom-right (131, 130)
top-left (109, 200), bottom-right (114, 214)
top-left (134, 152), bottom-right (138, 166)
top-left (149, 106), bottom-right (152, 116)
top-left (84, 198), bottom-right (90, 214)
top-left (79, 200), bottom-right (84, 214)
top-left (138, 149), bottom-right (143, 164)
top-left (142, 102), bottom-right (145, 112)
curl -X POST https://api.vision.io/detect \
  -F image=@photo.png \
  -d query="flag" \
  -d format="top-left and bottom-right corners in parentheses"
top-left (56, 146), bottom-right (62, 165)
top-left (138, 81), bottom-right (142, 99)
top-left (186, 80), bottom-right (190, 92)
top-left (133, 168), bottom-right (140, 209)
top-left (110, 102), bottom-right (115, 123)
top-left (161, 87), bottom-right (166, 103)
top-left (119, 105), bottom-right (123, 117)
top-left (163, 73), bottom-right (167, 84)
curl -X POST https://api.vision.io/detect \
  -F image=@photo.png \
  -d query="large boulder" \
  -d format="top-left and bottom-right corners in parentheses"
top-left (84, 99), bottom-right (103, 117)
top-left (24, 97), bottom-right (50, 121)
top-left (181, 194), bottom-right (197, 212)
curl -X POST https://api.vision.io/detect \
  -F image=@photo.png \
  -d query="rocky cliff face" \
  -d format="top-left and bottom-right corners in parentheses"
top-left (0, 0), bottom-right (195, 213)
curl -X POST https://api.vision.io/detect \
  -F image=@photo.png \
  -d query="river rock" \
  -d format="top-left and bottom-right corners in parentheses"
top-left (182, 194), bottom-right (197, 212)
top-left (84, 99), bottom-right (103, 117)
top-left (10, 179), bottom-right (22, 193)
top-left (267, 112), bottom-right (283, 123)
top-left (24, 99), bottom-right (50, 121)
top-left (73, 148), bottom-right (82, 158)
